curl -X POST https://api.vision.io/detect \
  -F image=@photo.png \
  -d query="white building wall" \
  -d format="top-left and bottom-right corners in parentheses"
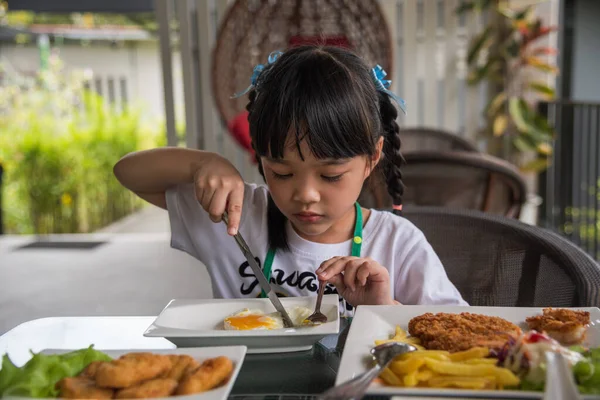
top-left (0, 41), bottom-right (185, 123)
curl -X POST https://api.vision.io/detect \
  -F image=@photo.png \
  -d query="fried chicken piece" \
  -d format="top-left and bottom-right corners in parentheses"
top-left (78, 360), bottom-right (107, 379)
top-left (176, 356), bottom-right (234, 395)
top-left (57, 376), bottom-right (114, 399)
top-left (408, 312), bottom-right (522, 352)
top-left (161, 355), bottom-right (200, 381)
top-left (115, 378), bottom-right (178, 399)
top-left (526, 308), bottom-right (590, 345)
top-left (95, 352), bottom-right (172, 388)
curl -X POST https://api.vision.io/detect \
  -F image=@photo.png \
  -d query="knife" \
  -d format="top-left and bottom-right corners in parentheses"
top-left (222, 212), bottom-right (295, 328)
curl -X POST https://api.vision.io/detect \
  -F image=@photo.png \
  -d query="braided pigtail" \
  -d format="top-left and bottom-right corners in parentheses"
top-left (378, 92), bottom-right (405, 216)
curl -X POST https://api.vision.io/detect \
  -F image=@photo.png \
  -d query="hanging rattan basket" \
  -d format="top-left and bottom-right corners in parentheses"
top-left (212, 0), bottom-right (394, 127)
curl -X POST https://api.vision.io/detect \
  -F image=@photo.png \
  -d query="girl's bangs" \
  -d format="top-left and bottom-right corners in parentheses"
top-left (251, 50), bottom-right (376, 161)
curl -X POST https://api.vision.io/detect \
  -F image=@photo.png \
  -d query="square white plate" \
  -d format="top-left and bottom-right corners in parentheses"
top-left (337, 305), bottom-right (600, 399)
top-left (22, 346), bottom-right (247, 400)
top-left (144, 295), bottom-right (340, 353)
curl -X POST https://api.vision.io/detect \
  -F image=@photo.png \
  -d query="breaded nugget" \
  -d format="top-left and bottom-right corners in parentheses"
top-left (115, 378), bottom-right (178, 399)
top-left (79, 360), bottom-right (107, 379)
top-left (526, 308), bottom-right (590, 345)
top-left (183, 357), bottom-right (202, 377)
top-left (95, 352), bottom-right (172, 388)
top-left (57, 376), bottom-right (114, 399)
top-left (176, 356), bottom-right (233, 395)
top-left (408, 312), bottom-right (522, 352)
top-left (162, 355), bottom-right (200, 381)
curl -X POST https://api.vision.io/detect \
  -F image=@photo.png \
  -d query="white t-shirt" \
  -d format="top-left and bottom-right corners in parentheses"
top-left (166, 183), bottom-right (468, 313)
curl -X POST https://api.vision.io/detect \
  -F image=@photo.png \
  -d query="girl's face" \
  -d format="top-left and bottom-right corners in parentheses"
top-left (261, 139), bottom-right (383, 243)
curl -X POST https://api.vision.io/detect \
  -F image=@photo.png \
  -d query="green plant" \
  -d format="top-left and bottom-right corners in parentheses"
top-left (0, 54), bottom-right (165, 234)
top-left (458, 0), bottom-right (558, 171)
top-left (1, 3), bottom-right (157, 33)
top-left (558, 178), bottom-right (600, 260)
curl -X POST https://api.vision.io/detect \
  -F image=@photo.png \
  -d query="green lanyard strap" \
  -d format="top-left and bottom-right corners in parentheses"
top-left (261, 248), bottom-right (276, 298)
top-left (260, 202), bottom-right (363, 298)
top-left (351, 201), bottom-right (363, 257)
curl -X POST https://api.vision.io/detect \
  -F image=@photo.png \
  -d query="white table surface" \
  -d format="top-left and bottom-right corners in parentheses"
top-left (0, 316), bottom-right (174, 366)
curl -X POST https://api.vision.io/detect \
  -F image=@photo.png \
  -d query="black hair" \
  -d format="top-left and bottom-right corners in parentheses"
top-left (246, 45), bottom-right (404, 251)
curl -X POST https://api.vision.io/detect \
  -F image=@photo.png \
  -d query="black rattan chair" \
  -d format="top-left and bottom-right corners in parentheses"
top-left (400, 127), bottom-right (479, 153)
top-left (403, 206), bottom-right (600, 307)
top-left (403, 151), bottom-right (527, 217)
top-left (360, 151), bottom-right (527, 217)
top-left (359, 129), bottom-right (478, 209)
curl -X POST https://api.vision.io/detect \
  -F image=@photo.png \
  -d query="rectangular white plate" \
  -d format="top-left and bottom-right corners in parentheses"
top-left (21, 346), bottom-right (247, 400)
top-left (337, 305), bottom-right (600, 399)
top-left (144, 295), bottom-right (340, 353)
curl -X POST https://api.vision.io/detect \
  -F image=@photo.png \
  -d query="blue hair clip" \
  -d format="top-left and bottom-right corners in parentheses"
top-left (231, 50), bottom-right (283, 99)
top-left (371, 65), bottom-right (407, 114)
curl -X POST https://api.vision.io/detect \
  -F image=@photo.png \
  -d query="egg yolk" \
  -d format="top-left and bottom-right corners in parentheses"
top-left (225, 314), bottom-right (276, 330)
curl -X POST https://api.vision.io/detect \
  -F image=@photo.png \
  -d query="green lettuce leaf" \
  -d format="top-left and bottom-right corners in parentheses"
top-left (568, 345), bottom-right (587, 354)
top-left (0, 354), bottom-right (20, 394)
top-left (0, 346), bottom-right (111, 398)
top-left (575, 358), bottom-right (600, 394)
top-left (520, 378), bottom-right (546, 392)
top-left (588, 348), bottom-right (600, 362)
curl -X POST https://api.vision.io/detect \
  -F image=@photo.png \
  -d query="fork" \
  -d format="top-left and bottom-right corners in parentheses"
top-left (304, 280), bottom-right (328, 325)
top-left (543, 352), bottom-right (582, 400)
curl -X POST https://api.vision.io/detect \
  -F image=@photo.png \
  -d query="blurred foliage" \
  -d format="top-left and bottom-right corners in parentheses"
top-left (561, 179), bottom-right (600, 260)
top-left (0, 1), bottom-right (157, 33)
top-left (0, 54), bottom-right (167, 234)
top-left (458, 0), bottom-right (558, 172)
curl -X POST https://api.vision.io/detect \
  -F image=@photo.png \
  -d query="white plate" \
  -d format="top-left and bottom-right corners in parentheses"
top-left (337, 305), bottom-right (600, 399)
top-left (144, 295), bottom-right (340, 353)
top-left (8, 346), bottom-right (247, 400)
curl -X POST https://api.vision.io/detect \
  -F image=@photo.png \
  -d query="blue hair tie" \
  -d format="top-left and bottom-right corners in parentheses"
top-left (371, 65), bottom-right (407, 114)
top-left (231, 50), bottom-right (283, 99)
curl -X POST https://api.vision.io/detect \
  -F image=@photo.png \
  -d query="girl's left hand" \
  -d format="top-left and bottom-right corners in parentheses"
top-left (316, 256), bottom-right (396, 306)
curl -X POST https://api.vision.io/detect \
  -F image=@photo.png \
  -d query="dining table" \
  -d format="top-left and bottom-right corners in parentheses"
top-left (0, 316), bottom-right (541, 400)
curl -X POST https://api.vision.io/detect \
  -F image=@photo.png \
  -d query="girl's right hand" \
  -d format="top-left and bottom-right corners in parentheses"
top-left (193, 154), bottom-right (244, 236)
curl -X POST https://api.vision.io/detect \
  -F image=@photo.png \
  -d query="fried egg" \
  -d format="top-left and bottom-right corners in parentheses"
top-left (223, 308), bottom-right (283, 330)
top-left (223, 306), bottom-right (313, 331)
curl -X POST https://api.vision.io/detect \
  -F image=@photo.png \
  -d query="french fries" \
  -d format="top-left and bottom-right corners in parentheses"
top-left (375, 326), bottom-right (426, 350)
top-left (375, 326), bottom-right (520, 390)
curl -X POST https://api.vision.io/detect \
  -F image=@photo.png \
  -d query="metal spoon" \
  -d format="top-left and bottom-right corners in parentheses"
top-left (543, 352), bottom-right (582, 400)
top-left (303, 280), bottom-right (328, 325)
top-left (319, 342), bottom-right (417, 400)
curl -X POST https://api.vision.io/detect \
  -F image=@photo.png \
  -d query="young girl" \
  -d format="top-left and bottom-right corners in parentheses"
top-left (114, 45), bottom-right (467, 313)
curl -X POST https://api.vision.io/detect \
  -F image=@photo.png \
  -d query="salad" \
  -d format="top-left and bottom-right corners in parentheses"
top-left (496, 330), bottom-right (600, 394)
top-left (0, 346), bottom-right (111, 398)
top-left (572, 346), bottom-right (600, 394)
